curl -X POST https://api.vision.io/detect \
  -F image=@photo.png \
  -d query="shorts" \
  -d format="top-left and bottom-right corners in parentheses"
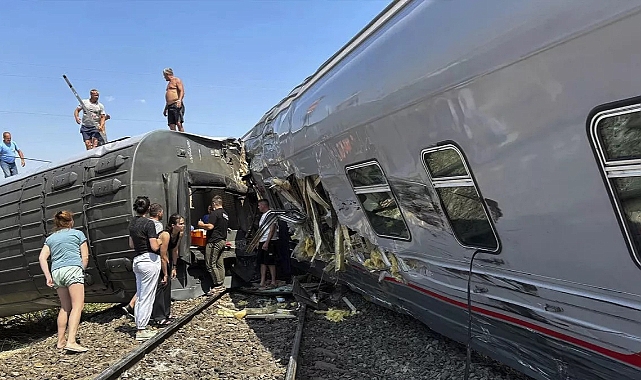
top-left (257, 241), bottom-right (278, 266)
top-left (80, 125), bottom-right (102, 141)
top-left (52, 266), bottom-right (85, 288)
top-left (167, 103), bottom-right (185, 125)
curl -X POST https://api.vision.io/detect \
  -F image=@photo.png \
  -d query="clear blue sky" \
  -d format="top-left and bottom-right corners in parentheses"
top-left (0, 0), bottom-right (390, 170)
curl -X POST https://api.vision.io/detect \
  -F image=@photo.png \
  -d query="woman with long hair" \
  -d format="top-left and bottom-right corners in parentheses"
top-left (151, 213), bottom-right (185, 325)
top-left (38, 210), bottom-right (89, 353)
top-left (128, 196), bottom-right (161, 341)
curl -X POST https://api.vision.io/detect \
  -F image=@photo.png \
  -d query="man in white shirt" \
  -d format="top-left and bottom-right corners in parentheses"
top-left (257, 199), bottom-right (278, 289)
top-left (73, 89), bottom-right (106, 150)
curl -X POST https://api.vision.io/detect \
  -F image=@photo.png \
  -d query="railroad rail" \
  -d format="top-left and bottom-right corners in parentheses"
top-left (93, 290), bottom-right (307, 380)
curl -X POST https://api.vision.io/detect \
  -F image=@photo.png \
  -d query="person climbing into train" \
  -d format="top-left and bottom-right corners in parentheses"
top-left (38, 210), bottom-right (89, 353)
top-left (151, 213), bottom-right (185, 325)
top-left (128, 196), bottom-right (162, 341)
top-left (198, 195), bottom-right (229, 295)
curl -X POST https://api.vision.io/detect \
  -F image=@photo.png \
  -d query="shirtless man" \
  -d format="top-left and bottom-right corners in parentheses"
top-left (162, 68), bottom-right (185, 132)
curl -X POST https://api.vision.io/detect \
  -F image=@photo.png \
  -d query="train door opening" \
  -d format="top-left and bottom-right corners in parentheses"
top-left (164, 167), bottom-right (253, 299)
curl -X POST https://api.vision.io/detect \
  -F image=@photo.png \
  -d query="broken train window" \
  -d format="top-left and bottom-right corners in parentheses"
top-left (346, 162), bottom-right (410, 240)
top-left (590, 105), bottom-right (641, 266)
top-left (422, 145), bottom-right (499, 251)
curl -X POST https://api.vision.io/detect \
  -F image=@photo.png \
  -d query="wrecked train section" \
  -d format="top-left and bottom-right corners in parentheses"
top-left (239, 1), bottom-right (641, 380)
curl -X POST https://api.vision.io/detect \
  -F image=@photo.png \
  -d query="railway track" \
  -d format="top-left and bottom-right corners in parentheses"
top-left (92, 291), bottom-right (307, 380)
top-left (0, 285), bottom-right (534, 380)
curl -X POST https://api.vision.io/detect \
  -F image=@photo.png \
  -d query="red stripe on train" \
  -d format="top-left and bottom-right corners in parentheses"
top-left (375, 275), bottom-right (641, 367)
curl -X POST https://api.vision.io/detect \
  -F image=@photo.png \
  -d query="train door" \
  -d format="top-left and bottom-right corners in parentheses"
top-left (164, 166), bottom-right (252, 298)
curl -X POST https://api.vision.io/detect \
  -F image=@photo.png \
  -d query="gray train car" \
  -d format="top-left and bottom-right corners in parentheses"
top-left (0, 130), bottom-right (250, 317)
top-left (243, 1), bottom-right (641, 379)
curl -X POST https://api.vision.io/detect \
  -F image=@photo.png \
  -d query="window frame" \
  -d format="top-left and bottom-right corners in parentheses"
top-left (589, 103), bottom-right (641, 267)
top-left (421, 144), bottom-right (500, 253)
top-left (345, 161), bottom-right (412, 241)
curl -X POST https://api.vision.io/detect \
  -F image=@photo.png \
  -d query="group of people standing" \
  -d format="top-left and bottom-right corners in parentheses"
top-left (36, 194), bottom-right (285, 349)
top-left (128, 196), bottom-right (185, 341)
top-left (37, 199), bottom-right (186, 348)
top-left (73, 67), bottom-right (186, 151)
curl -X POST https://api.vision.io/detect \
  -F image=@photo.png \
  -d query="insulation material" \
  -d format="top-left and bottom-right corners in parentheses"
top-left (386, 251), bottom-right (403, 281)
top-left (271, 177), bottom-right (304, 211)
top-left (292, 234), bottom-right (317, 261)
top-left (216, 304), bottom-right (294, 319)
top-left (314, 308), bottom-right (356, 322)
top-left (363, 248), bottom-right (388, 271)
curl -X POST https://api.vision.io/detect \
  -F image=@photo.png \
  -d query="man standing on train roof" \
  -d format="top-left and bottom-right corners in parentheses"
top-left (0, 132), bottom-right (25, 178)
top-left (74, 89), bottom-right (106, 150)
top-left (162, 68), bottom-right (185, 132)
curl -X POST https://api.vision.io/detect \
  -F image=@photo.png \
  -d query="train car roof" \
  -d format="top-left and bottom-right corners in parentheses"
top-left (0, 130), bottom-right (236, 185)
top-left (241, 0), bottom-right (412, 141)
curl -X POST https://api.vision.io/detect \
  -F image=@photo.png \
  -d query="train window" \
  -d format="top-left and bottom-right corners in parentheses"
top-left (596, 111), bottom-right (641, 161)
top-left (424, 149), bottom-right (468, 178)
top-left (346, 162), bottom-right (410, 240)
top-left (422, 146), bottom-right (499, 251)
top-left (591, 106), bottom-right (641, 265)
top-left (347, 164), bottom-right (388, 187)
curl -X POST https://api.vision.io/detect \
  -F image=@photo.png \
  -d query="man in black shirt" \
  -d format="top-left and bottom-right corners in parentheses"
top-left (198, 195), bottom-right (229, 295)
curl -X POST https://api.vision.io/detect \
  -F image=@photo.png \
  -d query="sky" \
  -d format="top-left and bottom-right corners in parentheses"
top-left (0, 0), bottom-right (390, 170)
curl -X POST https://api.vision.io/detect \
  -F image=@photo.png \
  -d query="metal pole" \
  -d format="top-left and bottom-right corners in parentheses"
top-left (6, 156), bottom-right (52, 163)
top-left (62, 74), bottom-right (89, 113)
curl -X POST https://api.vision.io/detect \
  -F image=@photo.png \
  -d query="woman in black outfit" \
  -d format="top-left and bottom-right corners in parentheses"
top-left (128, 196), bottom-right (161, 341)
top-left (151, 213), bottom-right (185, 325)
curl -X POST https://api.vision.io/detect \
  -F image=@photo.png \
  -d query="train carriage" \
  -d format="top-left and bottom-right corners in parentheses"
top-left (242, 1), bottom-right (641, 379)
top-left (0, 130), bottom-right (251, 317)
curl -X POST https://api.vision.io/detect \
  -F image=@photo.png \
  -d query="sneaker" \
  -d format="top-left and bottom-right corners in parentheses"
top-left (122, 305), bottom-right (135, 320)
top-left (135, 329), bottom-right (157, 341)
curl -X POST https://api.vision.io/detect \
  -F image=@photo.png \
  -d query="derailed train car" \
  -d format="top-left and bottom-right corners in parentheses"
top-left (0, 130), bottom-right (252, 317)
top-left (243, 1), bottom-right (641, 379)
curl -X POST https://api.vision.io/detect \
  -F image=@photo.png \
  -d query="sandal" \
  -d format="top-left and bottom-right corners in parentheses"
top-left (207, 285), bottom-right (225, 295)
top-left (157, 319), bottom-right (172, 326)
top-left (64, 345), bottom-right (89, 353)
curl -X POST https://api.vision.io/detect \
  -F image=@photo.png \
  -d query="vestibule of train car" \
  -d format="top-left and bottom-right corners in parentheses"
top-left (163, 167), bottom-right (254, 299)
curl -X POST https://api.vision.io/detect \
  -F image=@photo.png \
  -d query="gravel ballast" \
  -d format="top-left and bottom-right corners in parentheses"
top-left (0, 288), bottom-right (534, 380)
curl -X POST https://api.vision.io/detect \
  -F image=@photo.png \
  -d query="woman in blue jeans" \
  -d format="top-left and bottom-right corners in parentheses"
top-left (38, 210), bottom-right (89, 353)
top-left (128, 196), bottom-right (161, 341)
